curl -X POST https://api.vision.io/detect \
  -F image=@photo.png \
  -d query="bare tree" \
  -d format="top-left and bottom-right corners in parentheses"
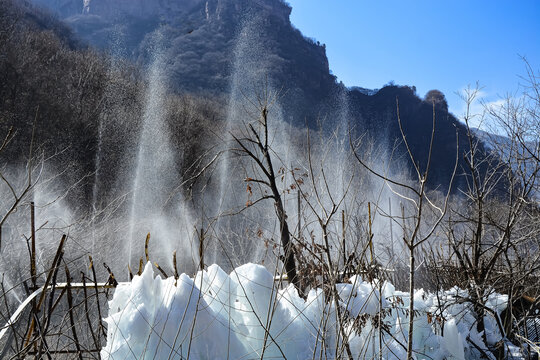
top-left (231, 89), bottom-right (303, 296)
top-left (291, 124), bottom-right (356, 359)
top-left (0, 116), bottom-right (40, 250)
top-left (352, 98), bottom-right (457, 359)
top-left (445, 70), bottom-right (540, 351)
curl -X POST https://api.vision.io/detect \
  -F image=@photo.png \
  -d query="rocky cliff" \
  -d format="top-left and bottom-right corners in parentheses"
top-left (27, 0), bottom-right (480, 192)
top-left (30, 0), bottom-right (322, 99)
top-left (82, 0), bottom-right (198, 18)
top-left (31, 0), bottom-right (291, 22)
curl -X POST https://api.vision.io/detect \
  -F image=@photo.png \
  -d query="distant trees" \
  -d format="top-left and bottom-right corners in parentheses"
top-left (0, 0), bottom-right (222, 207)
top-left (0, 4), bottom-right (108, 181)
top-left (424, 89), bottom-right (448, 110)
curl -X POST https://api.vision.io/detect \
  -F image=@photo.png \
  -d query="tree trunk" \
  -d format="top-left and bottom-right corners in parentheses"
top-left (407, 245), bottom-right (415, 360)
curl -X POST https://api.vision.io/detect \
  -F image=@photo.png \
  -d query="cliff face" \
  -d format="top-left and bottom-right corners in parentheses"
top-left (33, 0), bottom-right (334, 123)
top-left (28, 0), bottom-right (83, 17)
top-left (82, 0), bottom-right (200, 19)
top-left (28, 0), bottom-right (188, 18)
top-left (31, 0), bottom-right (291, 22)
top-left (27, 0), bottom-right (475, 192)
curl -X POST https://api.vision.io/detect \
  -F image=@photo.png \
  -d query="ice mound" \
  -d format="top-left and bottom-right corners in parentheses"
top-left (101, 263), bottom-right (508, 359)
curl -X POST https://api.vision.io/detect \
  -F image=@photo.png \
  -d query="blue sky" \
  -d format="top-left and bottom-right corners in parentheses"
top-left (287, 0), bottom-right (540, 122)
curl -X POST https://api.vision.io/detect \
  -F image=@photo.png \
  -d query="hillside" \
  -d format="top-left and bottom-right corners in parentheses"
top-left (27, 0), bottom-right (487, 192)
top-left (0, 0), bottom-right (221, 204)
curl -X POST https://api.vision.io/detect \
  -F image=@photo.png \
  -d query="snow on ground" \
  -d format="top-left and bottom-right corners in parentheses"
top-left (101, 262), bottom-right (510, 359)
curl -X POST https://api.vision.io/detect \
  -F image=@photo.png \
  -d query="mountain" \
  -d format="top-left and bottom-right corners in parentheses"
top-left (0, 0), bottom-right (222, 205)
top-left (30, 0), bottom-right (335, 124)
top-left (18, 0), bottom-right (486, 191)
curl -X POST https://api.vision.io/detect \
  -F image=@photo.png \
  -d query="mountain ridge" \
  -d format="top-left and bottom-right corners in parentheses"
top-left (23, 0), bottom-right (482, 192)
